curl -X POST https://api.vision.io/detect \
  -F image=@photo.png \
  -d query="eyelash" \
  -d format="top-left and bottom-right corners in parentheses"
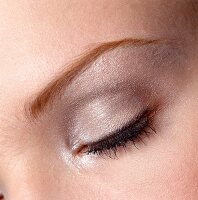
top-left (81, 108), bottom-right (157, 158)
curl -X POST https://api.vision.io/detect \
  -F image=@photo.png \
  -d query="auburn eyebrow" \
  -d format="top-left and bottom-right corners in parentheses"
top-left (26, 38), bottom-right (161, 119)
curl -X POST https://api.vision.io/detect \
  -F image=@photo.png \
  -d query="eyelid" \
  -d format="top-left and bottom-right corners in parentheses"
top-left (28, 39), bottom-right (159, 118)
top-left (74, 106), bottom-right (157, 157)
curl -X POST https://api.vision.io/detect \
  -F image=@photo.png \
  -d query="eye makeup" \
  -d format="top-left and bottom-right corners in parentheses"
top-left (49, 42), bottom-right (185, 165)
top-left (75, 107), bottom-right (157, 158)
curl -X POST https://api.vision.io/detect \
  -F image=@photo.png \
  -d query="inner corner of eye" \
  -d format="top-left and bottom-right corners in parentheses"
top-left (73, 144), bottom-right (89, 157)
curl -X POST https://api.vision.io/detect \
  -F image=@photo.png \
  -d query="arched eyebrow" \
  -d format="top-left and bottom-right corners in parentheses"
top-left (26, 38), bottom-right (160, 119)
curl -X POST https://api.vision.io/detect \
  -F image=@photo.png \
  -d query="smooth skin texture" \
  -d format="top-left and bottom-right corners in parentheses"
top-left (0, 0), bottom-right (198, 199)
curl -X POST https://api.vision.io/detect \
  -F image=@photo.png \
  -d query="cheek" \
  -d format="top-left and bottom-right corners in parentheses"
top-left (78, 99), bottom-right (198, 200)
top-left (83, 137), bottom-right (198, 200)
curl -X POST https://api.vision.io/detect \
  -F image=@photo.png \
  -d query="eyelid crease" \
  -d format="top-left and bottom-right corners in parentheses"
top-left (26, 38), bottom-right (163, 120)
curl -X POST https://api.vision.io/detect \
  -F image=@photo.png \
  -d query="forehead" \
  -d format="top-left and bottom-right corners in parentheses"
top-left (0, 0), bottom-right (195, 61)
top-left (0, 0), bottom-right (196, 117)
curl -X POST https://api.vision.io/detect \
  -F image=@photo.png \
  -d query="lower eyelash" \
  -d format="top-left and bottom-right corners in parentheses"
top-left (83, 108), bottom-right (157, 159)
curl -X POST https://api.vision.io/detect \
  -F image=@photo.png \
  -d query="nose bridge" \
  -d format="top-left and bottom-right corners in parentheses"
top-left (7, 181), bottom-right (58, 200)
top-left (4, 162), bottom-right (52, 200)
top-left (2, 152), bottom-right (62, 200)
top-left (0, 120), bottom-right (71, 199)
top-left (7, 181), bottom-right (43, 200)
top-left (0, 122), bottom-right (76, 199)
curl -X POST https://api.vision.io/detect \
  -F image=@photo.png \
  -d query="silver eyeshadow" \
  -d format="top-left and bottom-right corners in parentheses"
top-left (51, 42), bottom-right (185, 156)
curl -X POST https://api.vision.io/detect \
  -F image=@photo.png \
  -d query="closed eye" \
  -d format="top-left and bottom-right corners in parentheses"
top-left (77, 107), bottom-right (157, 159)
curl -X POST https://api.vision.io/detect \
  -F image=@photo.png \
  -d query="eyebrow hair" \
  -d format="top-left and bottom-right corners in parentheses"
top-left (27, 38), bottom-right (160, 119)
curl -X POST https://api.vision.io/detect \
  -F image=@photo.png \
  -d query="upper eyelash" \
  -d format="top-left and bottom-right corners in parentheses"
top-left (82, 108), bottom-right (157, 158)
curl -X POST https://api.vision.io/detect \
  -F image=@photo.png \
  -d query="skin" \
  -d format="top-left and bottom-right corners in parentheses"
top-left (0, 0), bottom-right (198, 199)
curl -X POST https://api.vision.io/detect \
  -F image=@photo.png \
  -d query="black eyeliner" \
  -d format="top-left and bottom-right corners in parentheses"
top-left (84, 108), bottom-right (156, 158)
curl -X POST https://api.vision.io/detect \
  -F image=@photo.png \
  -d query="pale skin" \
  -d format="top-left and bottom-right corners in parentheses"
top-left (0, 0), bottom-right (198, 199)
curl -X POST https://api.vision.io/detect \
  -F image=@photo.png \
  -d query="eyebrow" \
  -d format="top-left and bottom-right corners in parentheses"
top-left (27, 38), bottom-right (160, 119)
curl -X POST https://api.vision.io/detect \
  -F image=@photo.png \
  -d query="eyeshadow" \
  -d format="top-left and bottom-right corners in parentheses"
top-left (50, 42), bottom-right (185, 152)
top-left (62, 42), bottom-right (184, 105)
